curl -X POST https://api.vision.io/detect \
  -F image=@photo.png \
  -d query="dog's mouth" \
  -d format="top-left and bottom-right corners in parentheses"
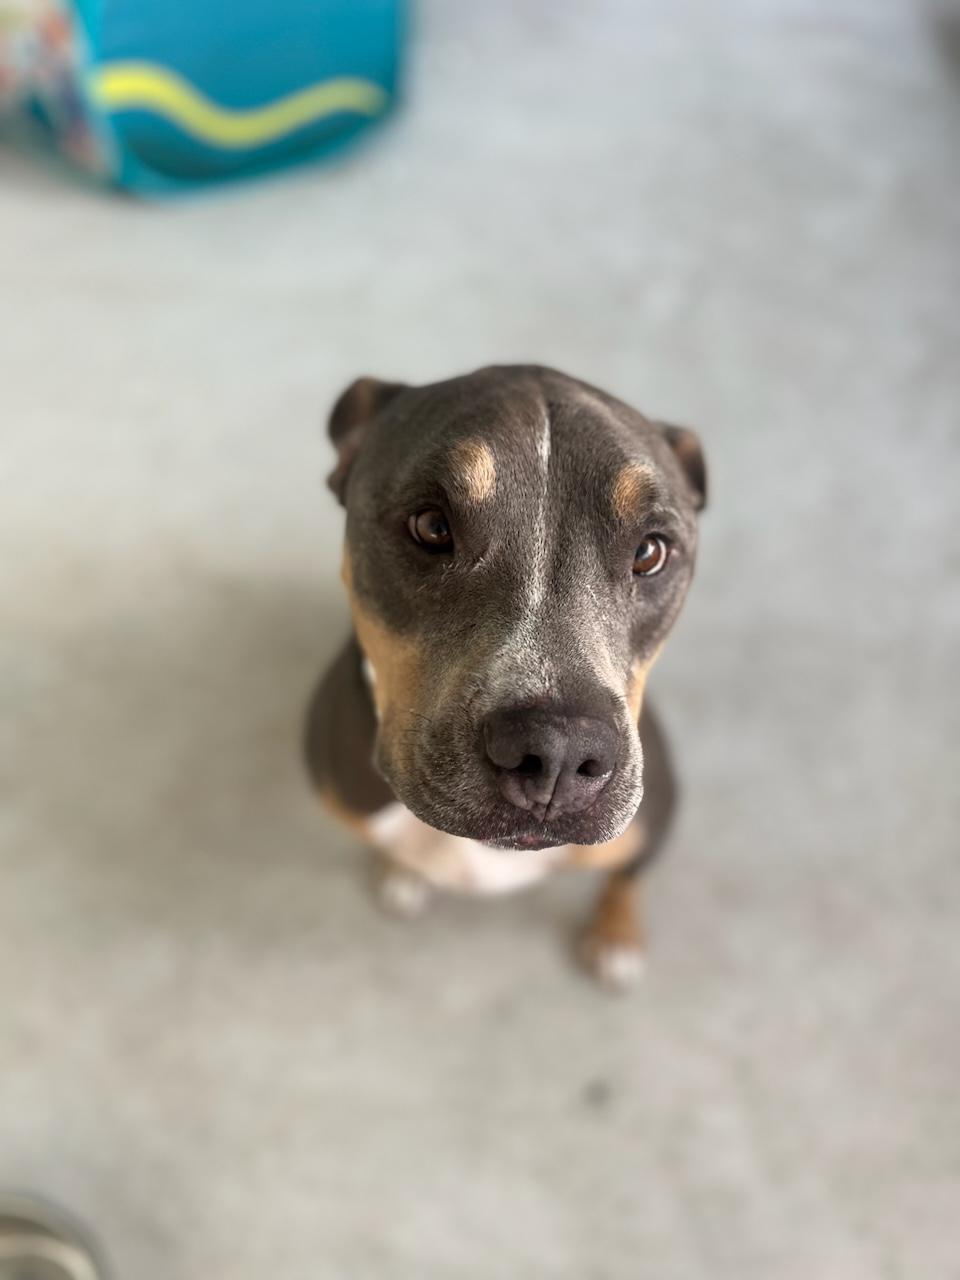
top-left (383, 764), bottom-right (641, 851)
top-left (513, 832), bottom-right (555, 850)
top-left (486, 831), bottom-right (571, 852)
top-left (374, 712), bottom-right (644, 850)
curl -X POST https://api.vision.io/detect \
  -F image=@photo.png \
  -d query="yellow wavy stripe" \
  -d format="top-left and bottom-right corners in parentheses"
top-left (89, 62), bottom-right (388, 149)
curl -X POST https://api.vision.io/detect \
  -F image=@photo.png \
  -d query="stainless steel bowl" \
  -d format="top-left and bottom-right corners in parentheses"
top-left (0, 1196), bottom-right (108, 1280)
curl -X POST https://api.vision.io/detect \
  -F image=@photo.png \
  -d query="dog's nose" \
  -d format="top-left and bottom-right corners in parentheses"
top-left (483, 707), bottom-right (618, 819)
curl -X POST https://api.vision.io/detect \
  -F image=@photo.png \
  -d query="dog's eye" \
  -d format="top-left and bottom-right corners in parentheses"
top-left (408, 508), bottom-right (454, 551)
top-left (633, 535), bottom-right (669, 576)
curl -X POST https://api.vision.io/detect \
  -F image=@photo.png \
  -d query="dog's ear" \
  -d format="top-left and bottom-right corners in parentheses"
top-left (657, 422), bottom-right (707, 512)
top-left (327, 376), bottom-right (408, 503)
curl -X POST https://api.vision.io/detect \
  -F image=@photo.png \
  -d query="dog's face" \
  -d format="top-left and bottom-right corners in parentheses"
top-left (329, 366), bottom-right (705, 850)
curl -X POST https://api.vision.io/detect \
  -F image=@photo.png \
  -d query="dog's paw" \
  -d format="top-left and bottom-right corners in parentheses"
top-left (376, 865), bottom-right (433, 918)
top-left (579, 934), bottom-right (646, 992)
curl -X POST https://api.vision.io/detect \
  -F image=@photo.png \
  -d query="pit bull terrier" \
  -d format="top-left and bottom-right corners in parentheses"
top-left (305, 365), bottom-right (706, 988)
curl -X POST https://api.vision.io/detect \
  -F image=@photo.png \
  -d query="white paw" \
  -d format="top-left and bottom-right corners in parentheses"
top-left (580, 938), bottom-right (646, 991)
top-left (376, 866), bottom-right (433, 918)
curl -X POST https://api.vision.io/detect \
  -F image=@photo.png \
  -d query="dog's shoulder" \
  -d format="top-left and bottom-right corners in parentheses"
top-left (304, 636), bottom-right (394, 819)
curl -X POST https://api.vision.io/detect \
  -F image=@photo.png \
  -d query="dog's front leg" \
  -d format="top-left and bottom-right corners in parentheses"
top-left (375, 853), bottom-right (434, 918)
top-left (580, 868), bottom-right (645, 991)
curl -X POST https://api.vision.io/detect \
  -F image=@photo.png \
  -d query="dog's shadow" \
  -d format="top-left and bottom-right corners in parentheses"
top-left (19, 572), bottom-right (348, 919)
top-left (20, 568), bottom-right (585, 958)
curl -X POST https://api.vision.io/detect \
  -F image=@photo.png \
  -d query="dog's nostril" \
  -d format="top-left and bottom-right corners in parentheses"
top-left (483, 706), bottom-right (618, 817)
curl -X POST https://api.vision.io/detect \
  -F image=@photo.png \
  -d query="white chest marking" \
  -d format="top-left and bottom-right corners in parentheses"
top-left (366, 802), bottom-right (568, 895)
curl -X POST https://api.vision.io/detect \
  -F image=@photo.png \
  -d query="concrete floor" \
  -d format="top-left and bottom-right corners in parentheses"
top-left (2, 2), bottom-right (959, 1277)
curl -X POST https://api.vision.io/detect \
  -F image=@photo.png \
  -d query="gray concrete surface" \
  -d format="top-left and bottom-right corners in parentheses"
top-left (1, 2), bottom-right (959, 1277)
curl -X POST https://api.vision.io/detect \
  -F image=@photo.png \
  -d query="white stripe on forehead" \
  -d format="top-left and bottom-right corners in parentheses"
top-left (527, 407), bottom-right (551, 613)
top-left (536, 410), bottom-right (551, 470)
top-left (485, 404), bottom-right (555, 696)
top-left (484, 397), bottom-right (625, 703)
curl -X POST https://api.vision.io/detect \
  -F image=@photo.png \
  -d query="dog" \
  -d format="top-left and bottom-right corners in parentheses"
top-left (305, 365), bottom-right (705, 988)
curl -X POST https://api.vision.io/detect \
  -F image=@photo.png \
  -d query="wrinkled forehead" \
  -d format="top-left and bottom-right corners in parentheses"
top-left (363, 374), bottom-right (683, 529)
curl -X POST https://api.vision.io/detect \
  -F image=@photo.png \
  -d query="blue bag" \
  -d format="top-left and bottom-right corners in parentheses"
top-left (0, 0), bottom-right (403, 191)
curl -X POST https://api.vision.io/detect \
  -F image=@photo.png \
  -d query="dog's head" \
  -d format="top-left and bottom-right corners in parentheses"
top-left (328, 365), bottom-right (705, 850)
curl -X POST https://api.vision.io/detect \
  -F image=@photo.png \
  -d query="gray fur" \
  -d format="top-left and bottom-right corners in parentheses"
top-left (318, 365), bottom-right (704, 851)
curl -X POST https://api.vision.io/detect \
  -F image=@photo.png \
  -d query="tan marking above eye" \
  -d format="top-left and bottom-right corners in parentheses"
top-left (611, 462), bottom-right (655, 521)
top-left (450, 438), bottom-right (497, 504)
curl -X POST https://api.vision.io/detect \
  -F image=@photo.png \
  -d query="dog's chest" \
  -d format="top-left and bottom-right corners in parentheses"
top-left (365, 803), bottom-right (570, 894)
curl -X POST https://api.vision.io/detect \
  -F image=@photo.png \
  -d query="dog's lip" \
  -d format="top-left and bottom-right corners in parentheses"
top-left (480, 814), bottom-right (617, 851)
top-left (515, 832), bottom-right (552, 849)
top-left (489, 832), bottom-right (564, 851)
top-left (394, 777), bottom-right (596, 849)
top-left (393, 752), bottom-right (641, 849)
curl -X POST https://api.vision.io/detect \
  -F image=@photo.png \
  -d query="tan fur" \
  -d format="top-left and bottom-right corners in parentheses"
top-left (353, 605), bottom-right (422, 722)
top-left (318, 783), bottom-right (373, 839)
top-left (611, 462), bottom-right (654, 521)
top-left (580, 871), bottom-right (645, 989)
top-left (626, 634), bottom-right (671, 721)
top-left (342, 547), bottom-right (425, 748)
top-left (584, 872), bottom-right (644, 953)
top-left (450, 438), bottom-right (497, 503)
top-left (626, 656), bottom-right (649, 723)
